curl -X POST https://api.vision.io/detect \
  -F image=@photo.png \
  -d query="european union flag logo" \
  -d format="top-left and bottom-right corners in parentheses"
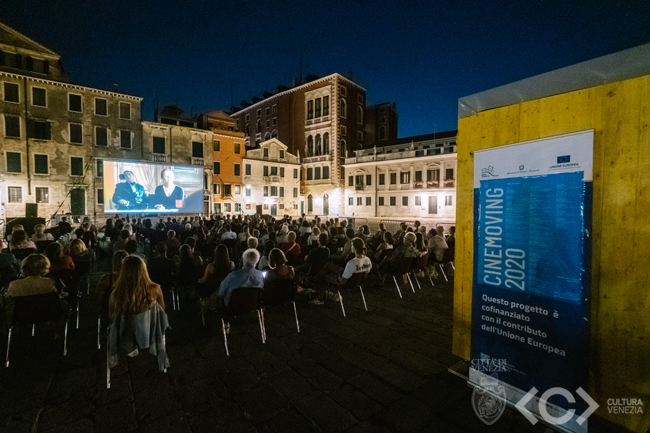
top-left (557, 155), bottom-right (570, 164)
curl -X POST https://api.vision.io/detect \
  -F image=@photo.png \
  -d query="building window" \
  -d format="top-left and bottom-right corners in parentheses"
top-left (246, 185), bottom-right (251, 196)
top-left (279, 150), bottom-right (285, 160)
top-left (379, 126), bottom-right (386, 140)
top-left (36, 187), bottom-right (49, 204)
top-left (357, 106), bottom-right (363, 124)
top-left (8, 186), bottom-right (22, 203)
top-left (323, 95), bottom-right (329, 116)
top-left (264, 186), bottom-right (269, 197)
top-left (271, 166), bottom-right (278, 176)
top-left (69, 94), bottom-right (82, 112)
top-left (70, 157), bottom-right (84, 176)
top-left (307, 168), bottom-right (313, 180)
top-left (265, 107), bottom-right (270, 116)
top-left (69, 123), bottom-right (83, 144)
top-left (293, 187), bottom-right (298, 198)
top-left (378, 197), bottom-right (384, 206)
top-left (29, 120), bottom-right (51, 140)
top-left (273, 118), bottom-right (277, 126)
top-left (340, 125), bottom-right (346, 136)
top-left (339, 86), bottom-right (347, 97)
top-left (307, 100), bottom-right (313, 120)
top-left (265, 120), bottom-right (270, 128)
top-left (213, 140), bottom-right (220, 151)
top-left (315, 167), bottom-right (321, 180)
top-left (415, 171), bottom-right (423, 182)
top-left (415, 196), bottom-right (421, 206)
top-left (224, 203), bottom-right (232, 212)
top-left (96, 159), bottom-right (103, 177)
top-left (390, 173), bottom-right (397, 184)
top-left (34, 154), bottom-right (48, 174)
top-left (323, 166), bottom-right (329, 179)
top-left (234, 203), bottom-right (241, 212)
top-left (245, 164), bottom-right (251, 175)
top-left (272, 105), bottom-right (277, 114)
top-left (6, 152), bottom-right (21, 172)
top-left (28, 58), bottom-right (47, 73)
top-left (245, 114), bottom-right (250, 122)
top-left (315, 134), bottom-right (322, 155)
top-left (307, 135), bottom-right (314, 157)
top-left (4, 115), bottom-right (20, 137)
top-left (152, 136), bottom-right (165, 154)
top-left (234, 142), bottom-right (241, 154)
top-left (256, 119), bottom-right (261, 133)
top-left (446, 196), bottom-right (453, 206)
top-left (95, 98), bottom-right (107, 115)
top-left (213, 184), bottom-right (220, 195)
top-left (119, 102), bottom-right (131, 120)
top-left (357, 94), bottom-right (363, 104)
top-left (365, 174), bottom-right (371, 186)
top-left (120, 130), bottom-right (131, 148)
top-left (4, 82), bottom-right (19, 103)
top-left (390, 197), bottom-right (396, 206)
top-left (402, 196), bottom-right (408, 206)
top-left (366, 197), bottom-right (371, 206)
top-left (32, 87), bottom-right (46, 107)
top-left (94, 126), bottom-right (107, 147)
top-left (293, 168), bottom-right (298, 179)
top-left (263, 204), bottom-right (269, 210)
top-left (257, 109), bottom-right (262, 117)
top-left (357, 131), bottom-right (363, 141)
top-left (340, 99), bottom-right (347, 118)
top-left (235, 185), bottom-right (241, 195)
top-left (379, 116), bottom-right (386, 124)
top-left (349, 197), bottom-right (353, 206)
top-left (280, 167), bottom-right (285, 177)
top-left (232, 163), bottom-right (240, 176)
top-left (224, 184), bottom-right (231, 196)
top-left (280, 187), bottom-right (284, 197)
top-left (379, 173), bottom-right (385, 185)
top-left (355, 174), bottom-right (363, 187)
top-left (315, 98), bottom-right (321, 118)
top-left (263, 166), bottom-right (269, 176)
top-left (214, 162), bottom-right (220, 174)
top-left (357, 197), bottom-right (362, 206)
top-left (192, 141), bottom-right (203, 158)
top-left (348, 176), bottom-right (353, 187)
top-left (263, 148), bottom-right (269, 158)
top-left (400, 172), bottom-right (410, 184)
top-left (245, 125), bottom-right (249, 135)
top-left (97, 189), bottom-right (104, 205)
top-left (446, 168), bottom-right (454, 180)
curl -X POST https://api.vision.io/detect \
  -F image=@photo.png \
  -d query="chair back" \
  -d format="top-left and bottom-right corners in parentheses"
top-left (394, 257), bottom-right (415, 275)
top-left (263, 278), bottom-right (296, 306)
top-left (12, 248), bottom-right (36, 261)
top-left (308, 260), bottom-right (328, 277)
top-left (441, 248), bottom-right (455, 264)
top-left (378, 248), bottom-right (394, 262)
top-left (226, 287), bottom-right (262, 316)
top-left (36, 240), bottom-right (55, 253)
top-left (412, 251), bottom-right (430, 271)
top-left (73, 260), bottom-right (93, 277)
top-left (45, 227), bottom-right (61, 241)
top-left (341, 271), bottom-right (365, 290)
top-left (12, 292), bottom-right (64, 325)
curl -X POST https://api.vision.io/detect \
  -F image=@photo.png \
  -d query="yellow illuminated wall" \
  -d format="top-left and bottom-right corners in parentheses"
top-left (454, 75), bottom-right (650, 432)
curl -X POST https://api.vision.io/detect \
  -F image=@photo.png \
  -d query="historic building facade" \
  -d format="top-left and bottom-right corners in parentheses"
top-left (242, 138), bottom-right (301, 217)
top-left (0, 22), bottom-right (142, 221)
top-left (343, 131), bottom-right (457, 223)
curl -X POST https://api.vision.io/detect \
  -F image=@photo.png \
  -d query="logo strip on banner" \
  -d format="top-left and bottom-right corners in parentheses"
top-left (469, 131), bottom-right (594, 433)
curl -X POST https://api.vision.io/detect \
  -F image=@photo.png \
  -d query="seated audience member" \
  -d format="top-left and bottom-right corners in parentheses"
top-left (247, 237), bottom-right (258, 251)
top-left (113, 230), bottom-right (130, 252)
top-left (147, 243), bottom-right (176, 286)
top-left (374, 231), bottom-right (394, 262)
top-left (202, 249), bottom-right (264, 312)
top-left (6, 224), bottom-right (25, 243)
top-left (258, 241), bottom-right (275, 270)
top-left (220, 224), bottom-right (237, 241)
top-left (265, 248), bottom-right (295, 282)
top-left (96, 250), bottom-right (129, 304)
top-left (164, 230), bottom-right (181, 258)
top-left (9, 230), bottom-right (36, 251)
top-left (31, 224), bottom-right (55, 243)
top-left (109, 256), bottom-right (165, 318)
top-left (276, 225), bottom-right (289, 245)
top-left (378, 232), bottom-right (420, 282)
top-left (297, 232), bottom-right (330, 275)
top-left (428, 226), bottom-right (449, 262)
top-left (299, 220), bottom-right (312, 236)
top-left (0, 239), bottom-right (20, 289)
top-left (280, 231), bottom-right (301, 264)
top-left (124, 239), bottom-right (146, 259)
top-left (199, 244), bottom-right (234, 285)
top-left (307, 227), bottom-right (320, 247)
top-left (331, 228), bottom-right (355, 263)
top-left (415, 233), bottom-right (428, 257)
top-left (58, 217), bottom-right (72, 235)
top-left (309, 237), bottom-right (371, 305)
top-left (238, 225), bottom-right (251, 244)
top-left (45, 242), bottom-right (75, 272)
top-left (446, 226), bottom-right (456, 248)
top-left (174, 245), bottom-right (203, 283)
top-left (81, 222), bottom-right (97, 248)
top-left (69, 239), bottom-right (95, 265)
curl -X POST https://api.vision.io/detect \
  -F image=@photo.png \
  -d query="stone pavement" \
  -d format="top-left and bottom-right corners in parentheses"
top-left (0, 247), bottom-right (616, 433)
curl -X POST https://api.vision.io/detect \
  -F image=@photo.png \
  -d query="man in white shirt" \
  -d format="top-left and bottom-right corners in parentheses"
top-left (221, 224), bottom-right (237, 241)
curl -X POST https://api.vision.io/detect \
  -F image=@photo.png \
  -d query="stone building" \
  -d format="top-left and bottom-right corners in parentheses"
top-left (230, 73), bottom-right (384, 217)
top-left (343, 131), bottom-right (457, 223)
top-left (242, 138), bottom-right (301, 217)
top-left (0, 22), bottom-right (142, 221)
top-left (364, 102), bottom-right (399, 147)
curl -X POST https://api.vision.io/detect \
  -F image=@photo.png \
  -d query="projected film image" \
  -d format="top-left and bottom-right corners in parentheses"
top-left (103, 160), bottom-right (204, 213)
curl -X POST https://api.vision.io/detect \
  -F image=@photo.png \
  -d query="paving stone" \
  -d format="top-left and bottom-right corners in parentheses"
top-left (263, 408), bottom-right (319, 433)
top-left (348, 372), bottom-right (404, 406)
top-left (370, 361), bottom-right (423, 392)
top-left (38, 388), bottom-right (95, 431)
top-left (245, 349), bottom-right (291, 378)
top-left (41, 417), bottom-right (94, 433)
top-left (133, 379), bottom-right (183, 421)
top-left (232, 381), bottom-right (289, 423)
top-left (294, 391), bottom-right (357, 433)
top-left (320, 357), bottom-right (363, 381)
top-left (95, 399), bottom-right (137, 433)
top-left (295, 362), bottom-right (344, 392)
top-left (219, 363), bottom-right (262, 394)
top-left (373, 396), bottom-right (433, 432)
top-left (169, 357), bottom-right (212, 384)
top-left (1, 407), bottom-right (41, 433)
top-left (267, 370), bottom-right (313, 402)
top-left (328, 383), bottom-right (383, 420)
top-left (339, 345), bottom-right (388, 370)
top-left (46, 366), bottom-right (97, 404)
top-left (344, 420), bottom-right (393, 433)
top-left (188, 405), bottom-right (255, 433)
top-left (140, 411), bottom-right (192, 433)
top-left (385, 347), bottom-right (446, 376)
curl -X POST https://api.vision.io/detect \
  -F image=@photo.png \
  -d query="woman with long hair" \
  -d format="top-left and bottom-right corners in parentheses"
top-left (96, 250), bottom-right (129, 305)
top-left (31, 224), bottom-right (55, 242)
top-left (45, 242), bottom-right (75, 272)
top-left (415, 232), bottom-right (428, 257)
top-left (374, 231), bottom-right (394, 262)
top-left (9, 230), bottom-right (36, 251)
top-left (198, 244), bottom-right (234, 298)
top-left (109, 255), bottom-right (164, 316)
top-left (68, 239), bottom-right (94, 265)
top-left (266, 248), bottom-right (295, 282)
top-left (258, 240), bottom-right (275, 270)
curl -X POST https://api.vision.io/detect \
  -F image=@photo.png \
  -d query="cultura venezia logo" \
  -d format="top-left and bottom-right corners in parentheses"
top-left (481, 166), bottom-right (497, 178)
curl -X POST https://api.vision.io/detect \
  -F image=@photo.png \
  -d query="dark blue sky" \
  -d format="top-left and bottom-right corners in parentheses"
top-left (2, 0), bottom-right (649, 138)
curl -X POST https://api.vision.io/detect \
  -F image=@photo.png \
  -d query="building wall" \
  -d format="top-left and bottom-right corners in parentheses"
top-left (210, 130), bottom-right (245, 215)
top-left (1, 71), bottom-right (142, 221)
top-left (454, 75), bottom-right (650, 432)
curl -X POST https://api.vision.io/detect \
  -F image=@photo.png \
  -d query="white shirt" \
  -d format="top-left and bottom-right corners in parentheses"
top-left (342, 256), bottom-right (372, 279)
top-left (221, 231), bottom-right (237, 241)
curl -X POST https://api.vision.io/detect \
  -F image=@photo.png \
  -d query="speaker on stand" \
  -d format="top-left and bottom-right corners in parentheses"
top-left (26, 203), bottom-right (38, 218)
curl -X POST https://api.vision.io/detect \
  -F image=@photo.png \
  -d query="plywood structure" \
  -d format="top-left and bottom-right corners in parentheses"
top-left (454, 75), bottom-right (650, 432)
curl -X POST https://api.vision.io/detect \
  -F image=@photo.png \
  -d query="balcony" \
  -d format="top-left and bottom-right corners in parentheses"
top-left (191, 157), bottom-right (204, 166)
top-left (153, 154), bottom-right (167, 163)
top-left (264, 176), bottom-right (281, 184)
top-left (426, 180), bottom-right (440, 188)
top-left (305, 115), bottom-right (330, 126)
top-left (414, 181), bottom-right (423, 189)
top-left (443, 179), bottom-right (455, 188)
top-left (355, 184), bottom-right (364, 191)
top-left (303, 155), bottom-right (331, 164)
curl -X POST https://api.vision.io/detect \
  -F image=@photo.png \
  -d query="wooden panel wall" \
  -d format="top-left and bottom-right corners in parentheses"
top-left (454, 75), bottom-right (650, 432)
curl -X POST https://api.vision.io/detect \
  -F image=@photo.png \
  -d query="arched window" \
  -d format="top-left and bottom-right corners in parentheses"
top-left (357, 106), bottom-right (363, 124)
top-left (379, 126), bottom-right (386, 140)
top-left (307, 194), bottom-right (313, 213)
top-left (264, 132), bottom-right (270, 141)
top-left (323, 132), bottom-right (329, 155)
top-left (245, 124), bottom-right (250, 135)
top-left (257, 119), bottom-right (261, 133)
top-left (340, 139), bottom-right (346, 157)
top-left (271, 130), bottom-right (278, 138)
top-left (340, 98), bottom-right (347, 118)
top-left (315, 134), bottom-right (321, 156)
top-left (307, 135), bottom-right (314, 157)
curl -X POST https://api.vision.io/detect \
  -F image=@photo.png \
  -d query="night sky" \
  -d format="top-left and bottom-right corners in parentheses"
top-left (2, 1), bottom-right (649, 138)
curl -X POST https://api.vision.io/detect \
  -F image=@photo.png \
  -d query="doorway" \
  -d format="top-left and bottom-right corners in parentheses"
top-left (256, 205), bottom-right (263, 215)
top-left (70, 189), bottom-right (85, 215)
top-left (428, 196), bottom-right (438, 215)
top-left (271, 204), bottom-right (277, 216)
top-left (307, 195), bottom-right (313, 213)
top-left (323, 194), bottom-right (329, 216)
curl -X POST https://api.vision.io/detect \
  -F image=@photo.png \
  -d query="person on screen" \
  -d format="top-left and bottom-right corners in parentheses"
top-left (112, 170), bottom-right (146, 210)
top-left (152, 169), bottom-right (184, 210)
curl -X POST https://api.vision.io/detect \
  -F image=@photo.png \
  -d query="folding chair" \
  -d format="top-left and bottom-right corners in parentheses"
top-left (6, 292), bottom-right (68, 367)
top-left (410, 251), bottom-right (433, 289)
top-left (337, 272), bottom-right (367, 317)
top-left (11, 248), bottom-right (36, 261)
top-left (382, 257), bottom-right (415, 298)
top-left (431, 248), bottom-right (455, 282)
top-left (219, 287), bottom-right (265, 356)
top-left (36, 240), bottom-right (55, 254)
top-left (73, 261), bottom-right (93, 328)
top-left (262, 278), bottom-right (299, 334)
